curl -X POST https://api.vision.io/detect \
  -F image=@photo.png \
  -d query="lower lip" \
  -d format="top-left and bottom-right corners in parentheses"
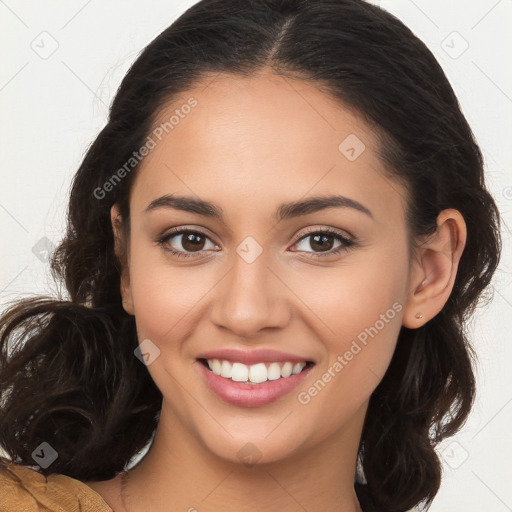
top-left (196, 361), bottom-right (313, 408)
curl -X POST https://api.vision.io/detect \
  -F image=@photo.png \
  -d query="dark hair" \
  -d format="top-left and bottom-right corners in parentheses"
top-left (0, 0), bottom-right (501, 510)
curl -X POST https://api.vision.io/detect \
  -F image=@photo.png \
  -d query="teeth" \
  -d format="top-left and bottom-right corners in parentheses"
top-left (292, 362), bottom-right (304, 375)
top-left (281, 362), bottom-right (293, 378)
top-left (249, 362), bottom-right (267, 384)
top-left (205, 359), bottom-right (307, 384)
top-left (267, 362), bottom-right (281, 381)
top-left (211, 359), bottom-right (221, 375)
top-left (231, 362), bottom-right (248, 382)
top-left (220, 360), bottom-right (232, 378)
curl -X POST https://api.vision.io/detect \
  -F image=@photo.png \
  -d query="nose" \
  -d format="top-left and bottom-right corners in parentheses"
top-left (209, 248), bottom-right (291, 339)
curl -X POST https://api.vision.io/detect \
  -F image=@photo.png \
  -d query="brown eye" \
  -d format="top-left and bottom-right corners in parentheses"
top-left (158, 229), bottom-right (218, 258)
top-left (181, 232), bottom-right (206, 252)
top-left (309, 233), bottom-right (336, 252)
top-left (291, 229), bottom-right (355, 258)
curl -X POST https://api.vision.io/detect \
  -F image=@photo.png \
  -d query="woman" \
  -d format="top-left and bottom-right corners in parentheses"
top-left (0, 0), bottom-right (501, 511)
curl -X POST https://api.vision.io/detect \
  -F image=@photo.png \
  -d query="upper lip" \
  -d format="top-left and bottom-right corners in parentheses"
top-left (197, 348), bottom-right (314, 366)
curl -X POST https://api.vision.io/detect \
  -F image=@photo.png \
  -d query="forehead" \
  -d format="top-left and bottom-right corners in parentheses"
top-left (130, 72), bottom-right (408, 225)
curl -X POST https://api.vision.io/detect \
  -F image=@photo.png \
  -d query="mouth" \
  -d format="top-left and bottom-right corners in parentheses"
top-left (198, 358), bottom-right (315, 385)
top-left (194, 348), bottom-right (316, 407)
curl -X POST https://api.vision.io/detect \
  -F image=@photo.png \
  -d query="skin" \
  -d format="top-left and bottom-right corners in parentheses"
top-left (84, 70), bottom-right (466, 512)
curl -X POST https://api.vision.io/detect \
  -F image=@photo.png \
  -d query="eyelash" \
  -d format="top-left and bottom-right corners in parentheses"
top-left (157, 227), bottom-right (356, 260)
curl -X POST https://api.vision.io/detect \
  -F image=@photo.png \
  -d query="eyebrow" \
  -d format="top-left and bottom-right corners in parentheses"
top-left (144, 193), bottom-right (373, 222)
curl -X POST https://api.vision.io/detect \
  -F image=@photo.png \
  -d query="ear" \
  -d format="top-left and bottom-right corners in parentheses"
top-left (402, 209), bottom-right (466, 328)
top-left (110, 204), bottom-right (134, 315)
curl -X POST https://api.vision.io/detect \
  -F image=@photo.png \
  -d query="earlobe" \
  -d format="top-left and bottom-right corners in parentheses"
top-left (402, 209), bottom-right (466, 328)
top-left (110, 204), bottom-right (134, 316)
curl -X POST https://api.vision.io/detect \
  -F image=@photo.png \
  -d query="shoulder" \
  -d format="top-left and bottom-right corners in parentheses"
top-left (0, 457), bottom-right (113, 512)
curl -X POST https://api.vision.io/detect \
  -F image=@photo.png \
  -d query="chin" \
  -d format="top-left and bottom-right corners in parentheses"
top-left (194, 421), bottom-right (312, 467)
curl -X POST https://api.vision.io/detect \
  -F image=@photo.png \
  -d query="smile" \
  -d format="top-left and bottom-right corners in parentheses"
top-left (201, 358), bottom-right (311, 384)
top-left (196, 354), bottom-right (315, 407)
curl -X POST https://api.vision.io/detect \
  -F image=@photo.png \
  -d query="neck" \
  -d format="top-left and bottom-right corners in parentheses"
top-left (119, 401), bottom-right (366, 512)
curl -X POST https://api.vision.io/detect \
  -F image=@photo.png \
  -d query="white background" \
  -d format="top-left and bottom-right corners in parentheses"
top-left (0, 1), bottom-right (510, 510)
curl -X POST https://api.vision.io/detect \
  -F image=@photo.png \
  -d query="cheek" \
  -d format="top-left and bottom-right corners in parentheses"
top-left (289, 232), bottom-right (409, 343)
top-left (296, 292), bottom-right (403, 417)
top-left (296, 250), bottom-right (409, 422)
top-left (127, 241), bottom-right (214, 342)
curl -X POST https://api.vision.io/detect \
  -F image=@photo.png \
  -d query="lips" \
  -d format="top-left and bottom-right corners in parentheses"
top-left (195, 348), bottom-right (315, 407)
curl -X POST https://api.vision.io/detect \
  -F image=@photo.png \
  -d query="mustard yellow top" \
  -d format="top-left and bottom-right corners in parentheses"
top-left (0, 458), bottom-right (113, 512)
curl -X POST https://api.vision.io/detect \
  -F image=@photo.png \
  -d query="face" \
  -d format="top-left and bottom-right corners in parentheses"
top-left (114, 71), bottom-right (414, 465)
